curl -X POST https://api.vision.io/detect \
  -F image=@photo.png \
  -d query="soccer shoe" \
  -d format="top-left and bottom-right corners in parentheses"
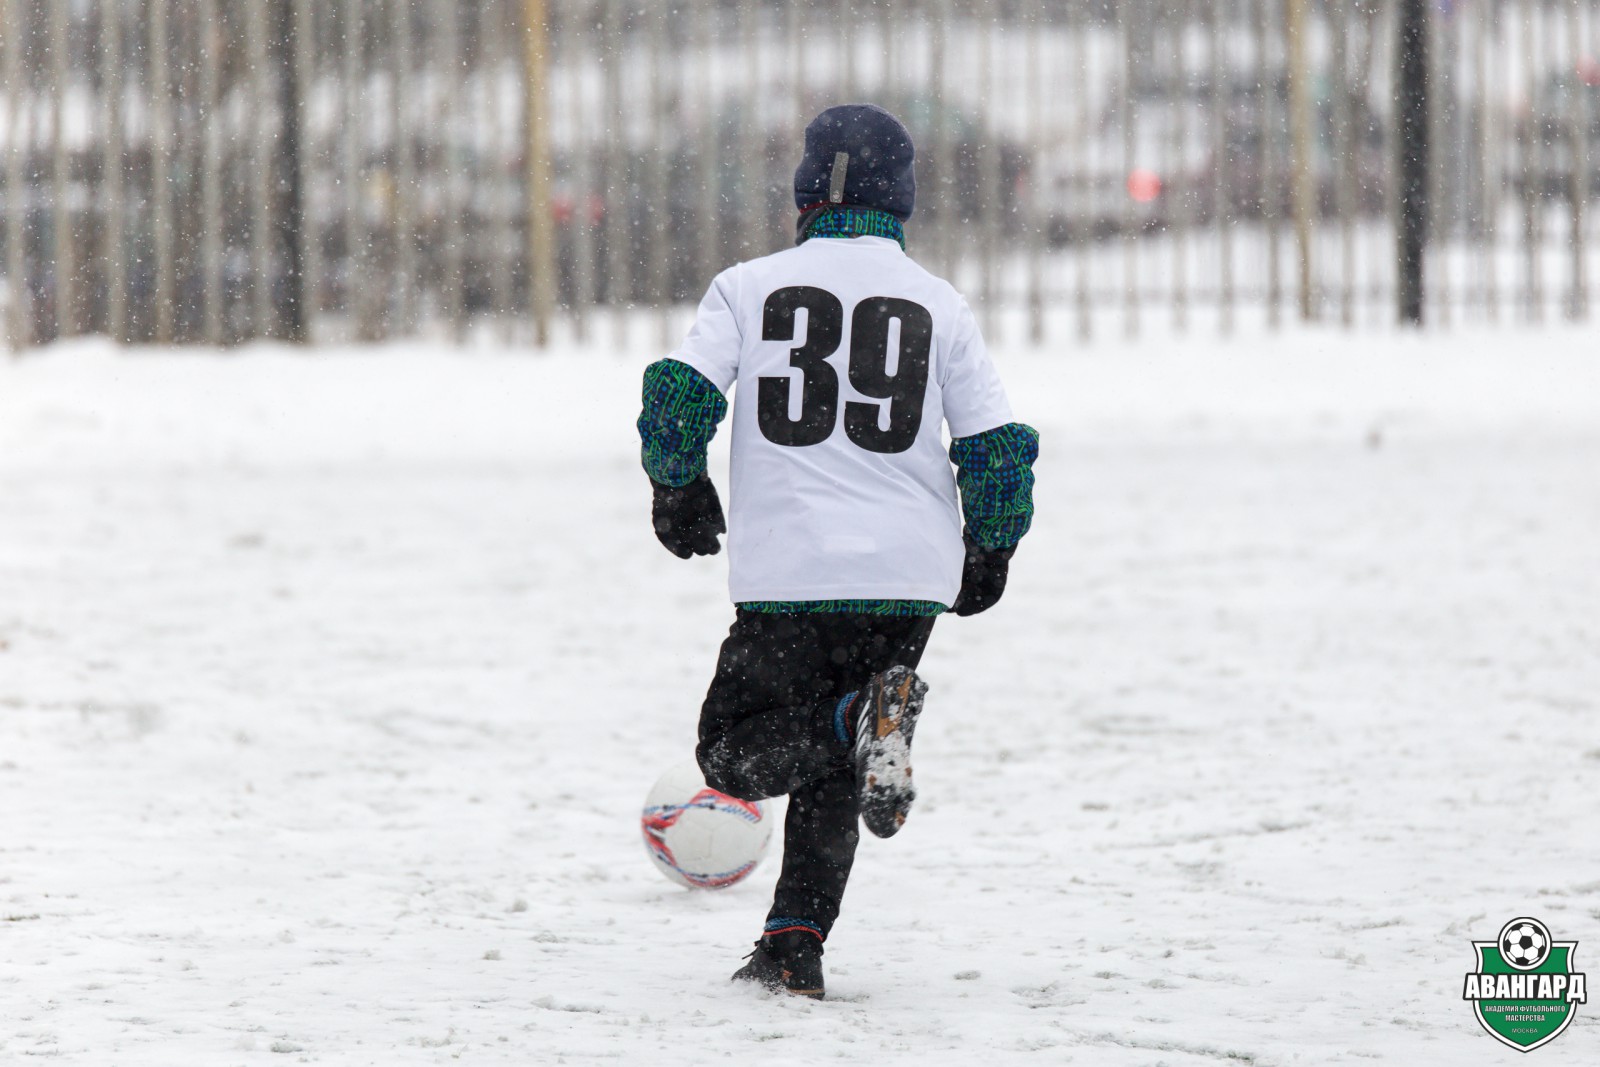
top-left (730, 930), bottom-right (825, 999)
top-left (853, 665), bottom-right (929, 839)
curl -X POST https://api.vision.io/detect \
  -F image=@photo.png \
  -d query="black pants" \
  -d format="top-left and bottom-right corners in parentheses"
top-left (696, 610), bottom-right (935, 939)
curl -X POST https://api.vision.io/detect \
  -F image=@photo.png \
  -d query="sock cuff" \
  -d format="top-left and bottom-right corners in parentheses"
top-left (832, 692), bottom-right (859, 744)
top-left (764, 917), bottom-right (824, 941)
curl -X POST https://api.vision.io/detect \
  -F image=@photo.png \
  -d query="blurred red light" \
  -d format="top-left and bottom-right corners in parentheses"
top-left (1127, 169), bottom-right (1162, 203)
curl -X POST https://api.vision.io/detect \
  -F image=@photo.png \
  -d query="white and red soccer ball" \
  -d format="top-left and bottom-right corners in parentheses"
top-left (640, 761), bottom-right (772, 889)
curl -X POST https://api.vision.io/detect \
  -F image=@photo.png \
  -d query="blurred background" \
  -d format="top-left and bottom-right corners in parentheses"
top-left (0, 0), bottom-right (1596, 350)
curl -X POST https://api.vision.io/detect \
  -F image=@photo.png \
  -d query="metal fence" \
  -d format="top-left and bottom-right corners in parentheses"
top-left (2, 0), bottom-right (1597, 350)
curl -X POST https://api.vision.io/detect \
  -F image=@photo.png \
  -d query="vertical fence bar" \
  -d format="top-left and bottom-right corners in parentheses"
top-left (437, 0), bottom-right (458, 338)
top-left (200, 0), bottom-right (222, 343)
top-left (429, 0), bottom-right (445, 335)
top-left (455, 0), bottom-right (481, 339)
top-left (1541, 0), bottom-right (1556, 323)
top-left (1534, 0), bottom-right (1547, 324)
top-left (290, 0), bottom-right (319, 337)
top-left (525, 0), bottom-right (555, 346)
top-left (273, 0), bottom-right (305, 342)
top-left (493, 0), bottom-right (517, 340)
top-left (1168, 2), bottom-right (1187, 333)
top-left (1428, 0), bottom-right (1451, 327)
top-left (606, 0), bottom-right (631, 345)
top-left (1510, 0), bottom-right (1527, 324)
top-left (102, 0), bottom-right (126, 342)
top-left (1256, 0), bottom-right (1281, 328)
top-left (840, 0), bottom-right (856, 98)
top-left (1589, 0), bottom-right (1598, 321)
top-left (1025, 0), bottom-right (1044, 344)
top-left (440, 0), bottom-right (466, 337)
top-left (568, 2), bottom-right (595, 340)
top-left (374, 0), bottom-right (394, 340)
top-left (360, 0), bottom-right (382, 339)
top-left (1373, 1), bottom-right (1397, 326)
top-left (465, 0), bottom-right (482, 338)
top-left (151, 0), bottom-right (174, 342)
top-left (879, 0), bottom-right (895, 92)
top-left (739, 0), bottom-right (758, 263)
top-left (1, 15), bottom-right (8, 351)
top-left (1519, 0), bottom-right (1541, 320)
top-left (1587, 0), bottom-right (1597, 319)
top-left (1332, 0), bottom-right (1355, 327)
top-left (479, 0), bottom-right (498, 336)
top-left (930, 0), bottom-right (953, 281)
top-left (374, 0), bottom-right (393, 339)
top-left (1071, 0), bottom-right (1090, 341)
top-left (389, 0), bottom-right (412, 334)
top-left (694, 0), bottom-right (716, 299)
top-left (645, 0), bottom-right (669, 347)
top-left (4, 0), bottom-right (29, 348)
top-left (245, 0), bottom-right (271, 336)
top-left (787, 0), bottom-right (802, 134)
top-left (978, 8), bottom-right (999, 340)
top-left (1476, 0), bottom-right (1497, 323)
top-left (750, 0), bottom-right (768, 256)
top-left (174, 2), bottom-right (198, 342)
top-left (1212, 0), bottom-right (1234, 334)
top-left (779, 0), bottom-right (800, 254)
top-left (341, 0), bottom-right (367, 338)
top-left (1119, 0), bottom-right (1137, 338)
top-left (50, 0), bottom-right (73, 338)
top-left (1565, 0), bottom-right (1588, 320)
top-left (452, 0), bottom-right (471, 339)
top-left (472, 2), bottom-right (486, 337)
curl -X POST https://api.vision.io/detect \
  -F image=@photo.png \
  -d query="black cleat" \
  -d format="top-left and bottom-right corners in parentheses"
top-left (853, 665), bottom-right (929, 839)
top-left (730, 930), bottom-right (825, 999)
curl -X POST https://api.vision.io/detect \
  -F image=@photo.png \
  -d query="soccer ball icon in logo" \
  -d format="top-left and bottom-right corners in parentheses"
top-left (1499, 917), bottom-right (1553, 971)
top-left (640, 760), bottom-right (772, 889)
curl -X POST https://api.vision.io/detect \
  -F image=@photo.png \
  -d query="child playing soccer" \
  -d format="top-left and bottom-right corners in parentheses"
top-left (637, 104), bottom-right (1039, 997)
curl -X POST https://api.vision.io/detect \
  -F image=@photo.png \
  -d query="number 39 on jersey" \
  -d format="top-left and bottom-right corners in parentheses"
top-left (758, 287), bottom-right (933, 455)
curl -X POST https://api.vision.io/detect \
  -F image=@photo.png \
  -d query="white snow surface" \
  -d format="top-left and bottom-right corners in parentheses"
top-left (2, 327), bottom-right (1598, 1065)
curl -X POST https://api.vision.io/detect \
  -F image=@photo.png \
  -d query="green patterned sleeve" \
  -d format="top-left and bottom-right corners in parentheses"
top-left (949, 422), bottom-right (1039, 550)
top-left (637, 358), bottom-right (729, 487)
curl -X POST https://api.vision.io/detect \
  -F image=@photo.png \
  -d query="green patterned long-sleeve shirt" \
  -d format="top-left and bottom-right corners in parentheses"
top-left (949, 422), bottom-right (1040, 550)
top-left (637, 358), bottom-right (727, 488)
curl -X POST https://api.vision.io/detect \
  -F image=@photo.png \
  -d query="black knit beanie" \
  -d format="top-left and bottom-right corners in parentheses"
top-left (792, 104), bottom-right (916, 222)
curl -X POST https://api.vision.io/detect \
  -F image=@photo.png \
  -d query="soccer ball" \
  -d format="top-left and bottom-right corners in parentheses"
top-left (1499, 917), bottom-right (1552, 970)
top-left (640, 760), bottom-right (771, 889)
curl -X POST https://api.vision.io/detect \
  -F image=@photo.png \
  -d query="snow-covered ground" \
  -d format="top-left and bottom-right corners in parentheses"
top-left (2, 326), bottom-right (1598, 1065)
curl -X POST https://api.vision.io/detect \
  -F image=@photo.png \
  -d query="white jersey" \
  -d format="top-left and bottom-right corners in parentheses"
top-left (669, 236), bottom-right (1014, 606)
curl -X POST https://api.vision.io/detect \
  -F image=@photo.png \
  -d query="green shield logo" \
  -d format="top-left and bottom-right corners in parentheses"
top-left (1464, 917), bottom-right (1587, 1052)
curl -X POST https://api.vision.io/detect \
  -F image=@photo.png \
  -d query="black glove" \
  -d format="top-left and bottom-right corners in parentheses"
top-left (651, 472), bottom-right (726, 559)
top-left (951, 535), bottom-right (1015, 617)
